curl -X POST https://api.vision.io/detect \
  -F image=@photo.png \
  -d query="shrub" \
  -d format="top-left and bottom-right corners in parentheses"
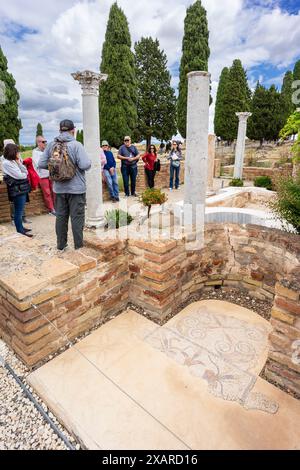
top-left (105, 209), bottom-right (133, 229)
top-left (140, 188), bottom-right (168, 218)
top-left (229, 178), bottom-right (244, 187)
top-left (254, 176), bottom-right (273, 190)
top-left (269, 176), bottom-right (300, 233)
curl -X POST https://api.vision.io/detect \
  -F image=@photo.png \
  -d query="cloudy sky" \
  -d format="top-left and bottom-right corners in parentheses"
top-left (0, 0), bottom-right (299, 143)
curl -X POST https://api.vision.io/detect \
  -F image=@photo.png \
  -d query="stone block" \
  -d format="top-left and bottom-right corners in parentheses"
top-left (271, 308), bottom-right (295, 325)
top-left (63, 251), bottom-right (97, 272)
top-left (275, 297), bottom-right (300, 316)
top-left (0, 268), bottom-right (48, 301)
top-left (41, 258), bottom-right (79, 283)
top-left (275, 284), bottom-right (299, 302)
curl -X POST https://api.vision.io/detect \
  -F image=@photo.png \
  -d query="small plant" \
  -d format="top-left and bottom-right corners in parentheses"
top-left (140, 188), bottom-right (168, 218)
top-left (105, 209), bottom-right (133, 229)
top-left (269, 176), bottom-right (300, 233)
top-left (229, 178), bottom-right (244, 187)
top-left (254, 176), bottom-right (273, 191)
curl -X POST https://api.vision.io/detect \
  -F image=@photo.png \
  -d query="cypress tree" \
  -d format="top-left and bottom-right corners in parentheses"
top-left (281, 71), bottom-right (294, 118)
top-left (177, 0), bottom-right (210, 138)
top-left (248, 82), bottom-right (269, 145)
top-left (248, 83), bottom-right (284, 144)
top-left (36, 122), bottom-right (43, 137)
top-left (266, 85), bottom-right (285, 141)
top-left (76, 129), bottom-right (84, 144)
top-left (99, 2), bottom-right (137, 148)
top-left (220, 59), bottom-right (251, 142)
top-left (214, 67), bottom-right (230, 139)
top-left (135, 37), bottom-right (177, 148)
top-left (294, 60), bottom-right (300, 81)
top-left (0, 46), bottom-right (22, 147)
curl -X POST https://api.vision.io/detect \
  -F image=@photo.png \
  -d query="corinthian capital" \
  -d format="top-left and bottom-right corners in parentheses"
top-left (72, 70), bottom-right (108, 96)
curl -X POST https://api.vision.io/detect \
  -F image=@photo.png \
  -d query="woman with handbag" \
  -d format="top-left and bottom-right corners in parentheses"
top-left (142, 145), bottom-right (158, 189)
top-left (167, 140), bottom-right (182, 190)
top-left (2, 144), bottom-right (33, 237)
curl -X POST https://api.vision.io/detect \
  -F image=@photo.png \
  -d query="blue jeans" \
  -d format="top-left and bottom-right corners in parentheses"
top-left (104, 169), bottom-right (119, 200)
top-left (13, 194), bottom-right (27, 234)
top-left (121, 165), bottom-right (138, 196)
top-left (170, 164), bottom-right (180, 189)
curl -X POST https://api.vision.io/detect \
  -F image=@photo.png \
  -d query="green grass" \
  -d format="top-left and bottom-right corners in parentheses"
top-left (20, 149), bottom-right (33, 159)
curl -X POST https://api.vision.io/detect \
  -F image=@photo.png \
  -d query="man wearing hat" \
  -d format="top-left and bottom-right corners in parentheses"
top-left (117, 136), bottom-right (139, 197)
top-left (101, 140), bottom-right (119, 202)
top-left (38, 119), bottom-right (91, 251)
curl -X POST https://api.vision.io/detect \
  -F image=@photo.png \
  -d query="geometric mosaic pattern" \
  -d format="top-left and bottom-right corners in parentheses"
top-left (146, 306), bottom-right (279, 414)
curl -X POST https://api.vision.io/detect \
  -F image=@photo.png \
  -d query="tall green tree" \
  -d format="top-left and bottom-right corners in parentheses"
top-left (135, 37), bottom-right (177, 148)
top-left (281, 71), bottom-right (294, 117)
top-left (294, 60), bottom-right (300, 81)
top-left (248, 83), bottom-right (285, 144)
top-left (219, 59), bottom-right (251, 142)
top-left (36, 122), bottom-right (43, 137)
top-left (99, 2), bottom-right (137, 148)
top-left (177, 0), bottom-right (210, 138)
top-left (76, 129), bottom-right (84, 144)
top-left (0, 46), bottom-right (22, 147)
top-left (214, 67), bottom-right (230, 138)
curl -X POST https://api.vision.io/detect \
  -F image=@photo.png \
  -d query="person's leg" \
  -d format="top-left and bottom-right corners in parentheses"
top-left (150, 170), bottom-right (155, 188)
top-left (14, 194), bottom-right (27, 234)
top-left (121, 165), bottom-right (130, 196)
top-left (103, 169), bottom-right (115, 200)
top-left (112, 171), bottom-right (119, 199)
top-left (55, 194), bottom-right (69, 250)
top-left (175, 166), bottom-right (180, 189)
top-left (169, 165), bottom-right (174, 189)
top-left (130, 166), bottom-right (138, 195)
top-left (145, 168), bottom-right (151, 188)
top-left (70, 193), bottom-right (86, 250)
top-left (49, 179), bottom-right (56, 209)
top-left (39, 178), bottom-right (55, 212)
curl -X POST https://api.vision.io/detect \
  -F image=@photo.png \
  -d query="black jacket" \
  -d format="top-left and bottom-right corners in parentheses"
top-left (4, 175), bottom-right (31, 202)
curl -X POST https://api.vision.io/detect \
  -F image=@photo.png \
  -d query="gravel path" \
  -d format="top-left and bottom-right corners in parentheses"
top-left (0, 340), bottom-right (79, 450)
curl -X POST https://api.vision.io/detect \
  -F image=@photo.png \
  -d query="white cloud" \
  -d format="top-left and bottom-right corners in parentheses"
top-left (0, 0), bottom-right (299, 142)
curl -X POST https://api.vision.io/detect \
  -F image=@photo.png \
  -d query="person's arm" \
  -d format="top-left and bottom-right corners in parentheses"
top-left (76, 143), bottom-right (92, 171)
top-left (3, 160), bottom-right (28, 179)
top-left (132, 147), bottom-right (140, 162)
top-left (38, 145), bottom-right (51, 169)
top-left (117, 148), bottom-right (129, 161)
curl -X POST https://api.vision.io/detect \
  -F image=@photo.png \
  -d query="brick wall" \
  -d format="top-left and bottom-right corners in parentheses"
top-left (222, 165), bottom-right (293, 180)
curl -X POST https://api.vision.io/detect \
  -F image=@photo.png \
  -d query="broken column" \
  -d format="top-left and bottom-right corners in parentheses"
top-left (207, 134), bottom-right (216, 193)
top-left (233, 112), bottom-right (252, 180)
top-left (184, 71), bottom-right (210, 244)
top-left (72, 70), bottom-right (108, 227)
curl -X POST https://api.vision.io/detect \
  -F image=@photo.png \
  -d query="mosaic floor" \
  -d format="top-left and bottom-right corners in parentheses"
top-left (27, 301), bottom-right (300, 450)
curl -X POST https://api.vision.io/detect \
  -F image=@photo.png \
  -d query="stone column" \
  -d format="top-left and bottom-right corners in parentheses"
top-left (184, 71), bottom-right (210, 236)
top-left (207, 134), bottom-right (216, 192)
top-left (72, 70), bottom-right (108, 228)
top-left (233, 112), bottom-right (252, 180)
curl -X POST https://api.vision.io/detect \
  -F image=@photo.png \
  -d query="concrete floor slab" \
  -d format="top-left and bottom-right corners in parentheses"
top-left (27, 303), bottom-right (300, 450)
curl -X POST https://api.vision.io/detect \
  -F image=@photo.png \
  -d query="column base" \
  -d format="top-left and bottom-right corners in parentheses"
top-left (85, 217), bottom-right (106, 229)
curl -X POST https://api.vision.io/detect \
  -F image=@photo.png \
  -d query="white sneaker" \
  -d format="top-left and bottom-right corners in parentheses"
top-left (169, 188), bottom-right (173, 192)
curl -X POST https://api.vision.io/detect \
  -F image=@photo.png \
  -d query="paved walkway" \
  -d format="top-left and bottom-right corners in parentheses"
top-left (28, 300), bottom-right (300, 450)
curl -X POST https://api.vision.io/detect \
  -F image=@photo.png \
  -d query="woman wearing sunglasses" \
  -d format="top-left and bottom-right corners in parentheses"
top-left (142, 144), bottom-right (158, 189)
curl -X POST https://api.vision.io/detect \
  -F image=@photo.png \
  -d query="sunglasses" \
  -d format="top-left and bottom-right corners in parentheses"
top-left (124, 140), bottom-right (130, 142)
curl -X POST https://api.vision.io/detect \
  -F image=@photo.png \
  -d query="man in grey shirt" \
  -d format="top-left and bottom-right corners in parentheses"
top-left (39, 120), bottom-right (91, 250)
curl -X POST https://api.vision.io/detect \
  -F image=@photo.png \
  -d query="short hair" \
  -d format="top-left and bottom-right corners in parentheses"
top-left (4, 143), bottom-right (20, 161)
